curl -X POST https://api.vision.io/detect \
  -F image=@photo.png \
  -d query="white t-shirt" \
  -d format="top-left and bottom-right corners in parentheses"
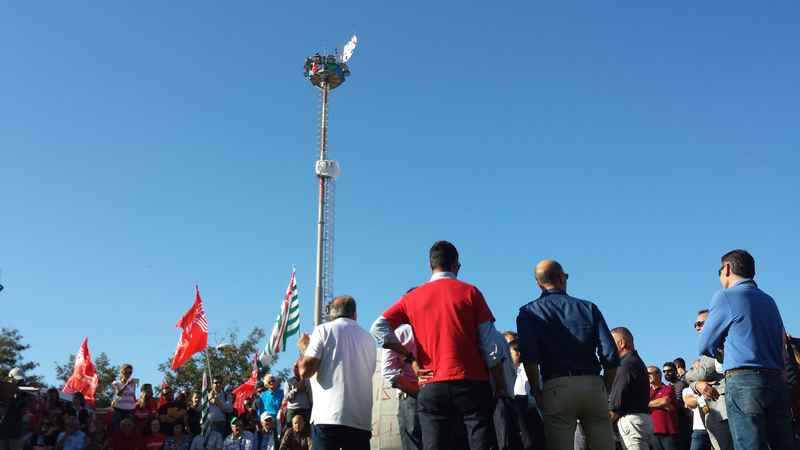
top-left (682, 387), bottom-right (705, 431)
top-left (305, 317), bottom-right (376, 431)
top-left (111, 380), bottom-right (138, 410)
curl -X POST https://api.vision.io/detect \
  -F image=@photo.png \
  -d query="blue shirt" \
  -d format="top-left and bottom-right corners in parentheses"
top-left (699, 279), bottom-right (786, 371)
top-left (256, 389), bottom-right (284, 418)
top-left (516, 290), bottom-right (619, 382)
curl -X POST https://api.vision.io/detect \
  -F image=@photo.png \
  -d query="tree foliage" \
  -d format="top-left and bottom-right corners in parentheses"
top-left (0, 327), bottom-right (42, 386)
top-left (157, 327), bottom-right (269, 395)
top-left (54, 352), bottom-right (119, 407)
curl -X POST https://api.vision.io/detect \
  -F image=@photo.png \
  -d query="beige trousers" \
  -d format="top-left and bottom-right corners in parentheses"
top-left (541, 375), bottom-right (615, 450)
top-left (616, 413), bottom-right (653, 450)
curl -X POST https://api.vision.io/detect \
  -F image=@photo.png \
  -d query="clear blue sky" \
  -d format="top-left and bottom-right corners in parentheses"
top-left (2, 2), bottom-right (799, 387)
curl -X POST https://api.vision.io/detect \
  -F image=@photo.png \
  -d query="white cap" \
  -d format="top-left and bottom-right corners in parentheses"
top-left (8, 367), bottom-right (24, 381)
top-left (260, 412), bottom-right (274, 422)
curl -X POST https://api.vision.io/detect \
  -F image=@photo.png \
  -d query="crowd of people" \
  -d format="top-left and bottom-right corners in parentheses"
top-left (2, 242), bottom-right (799, 450)
top-left (0, 362), bottom-right (313, 450)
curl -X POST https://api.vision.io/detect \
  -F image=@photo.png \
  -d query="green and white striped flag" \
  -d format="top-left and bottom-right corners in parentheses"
top-left (259, 269), bottom-right (300, 366)
top-left (200, 370), bottom-right (209, 434)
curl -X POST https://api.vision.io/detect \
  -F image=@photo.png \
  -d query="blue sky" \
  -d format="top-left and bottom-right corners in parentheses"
top-left (2, 2), bottom-right (799, 387)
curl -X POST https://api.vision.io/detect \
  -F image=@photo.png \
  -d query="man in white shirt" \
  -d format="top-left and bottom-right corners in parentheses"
top-left (682, 386), bottom-right (712, 450)
top-left (381, 323), bottom-right (422, 450)
top-left (506, 332), bottom-right (545, 450)
top-left (298, 295), bottom-right (376, 450)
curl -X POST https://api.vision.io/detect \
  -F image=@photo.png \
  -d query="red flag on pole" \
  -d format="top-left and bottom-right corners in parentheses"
top-left (62, 337), bottom-right (99, 406)
top-left (232, 353), bottom-right (259, 414)
top-left (171, 286), bottom-right (209, 370)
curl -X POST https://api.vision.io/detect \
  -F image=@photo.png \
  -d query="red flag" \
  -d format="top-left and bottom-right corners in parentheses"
top-left (62, 337), bottom-right (99, 406)
top-left (171, 286), bottom-right (209, 370)
top-left (232, 353), bottom-right (259, 414)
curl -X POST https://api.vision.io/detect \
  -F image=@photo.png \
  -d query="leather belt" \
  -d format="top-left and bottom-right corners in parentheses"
top-left (549, 369), bottom-right (598, 379)
top-left (725, 367), bottom-right (782, 377)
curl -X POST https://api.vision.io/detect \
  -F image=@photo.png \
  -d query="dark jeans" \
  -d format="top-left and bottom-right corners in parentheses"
top-left (652, 434), bottom-right (679, 450)
top-left (398, 395), bottom-right (423, 450)
top-left (725, 370), bottom-right (794, 450)
top-left (417, 380), bottom-right (497, 450)
top-left (512, 396), bottom-right (545, 450)
top-left (312, 424), bottom-right (371, 450)
top-left (111, 408), bottom-right (134, 431)
top-left (689, 430), bottom-right (710, 450)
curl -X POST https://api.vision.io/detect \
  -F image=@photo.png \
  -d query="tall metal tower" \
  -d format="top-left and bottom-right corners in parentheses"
top-left (304, 37), bottom-right (356, 326)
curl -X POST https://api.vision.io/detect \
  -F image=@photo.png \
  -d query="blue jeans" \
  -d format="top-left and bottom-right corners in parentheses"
top-left (312, 424), bottom-right (371, 450)
top-left (725, 370), bottom-right (794, 450)
top-left (689, 430), bottom-right (710, 450)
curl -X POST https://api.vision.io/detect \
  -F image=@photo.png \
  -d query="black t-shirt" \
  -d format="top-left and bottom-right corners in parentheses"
top-left (0, 392), bottom-right (26, 438)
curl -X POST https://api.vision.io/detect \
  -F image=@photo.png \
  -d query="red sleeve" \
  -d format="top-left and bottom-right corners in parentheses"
top-left (472, 287), bottom-right (494, 324)
top-left (383, 297), bottom-right (408, 329)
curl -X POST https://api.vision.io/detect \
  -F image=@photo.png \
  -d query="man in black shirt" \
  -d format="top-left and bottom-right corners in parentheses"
top-left (609, 327), bottom-right (653, 450)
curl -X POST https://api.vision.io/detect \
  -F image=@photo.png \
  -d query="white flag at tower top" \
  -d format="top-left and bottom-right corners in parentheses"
top-left (341, 35), bottom-right (358, 63)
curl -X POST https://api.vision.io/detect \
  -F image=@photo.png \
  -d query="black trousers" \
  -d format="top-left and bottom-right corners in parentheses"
top-left (417, 380), bottom-right (498, 450)
top-left (652, 433), bottom-right (679, 450)
top-left (311, 424), bottom-right (371, 450)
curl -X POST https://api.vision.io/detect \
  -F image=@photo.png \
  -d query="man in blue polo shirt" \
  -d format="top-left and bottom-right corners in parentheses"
top-left (698, 249), bottom-right (793, 449)
top-left (517, 259), bottom-right (619, 450)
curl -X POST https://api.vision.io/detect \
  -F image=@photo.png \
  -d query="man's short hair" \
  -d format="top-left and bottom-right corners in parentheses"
top-left (648, 366), bottom-right (661, 377)
top-left (721, 249), bottom-right (755, 279)
top-left (503, 331), bottom-right (518, 341)
top-left (327, 295), bottom-right (357, 320)
top-left (697, 309), bottom-right (709, 316)
top-left (673, 357), bottom-right (686, 370)
top-left (610, 327), bottom-right (634, 346)
top-left (429, 241), bottom-right (459, 272)
top-left (662, 362), bottom-right (677, 371)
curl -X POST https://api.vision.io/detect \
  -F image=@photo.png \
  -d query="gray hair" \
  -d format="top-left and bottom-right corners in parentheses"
top-left (328, 295), bottom-right (357, 320)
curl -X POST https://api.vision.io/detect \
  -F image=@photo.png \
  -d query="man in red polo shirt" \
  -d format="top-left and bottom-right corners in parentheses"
top-left (371, 240), bottom-right (507, 450)
top-left (648, 366), bottom-right (680, 450)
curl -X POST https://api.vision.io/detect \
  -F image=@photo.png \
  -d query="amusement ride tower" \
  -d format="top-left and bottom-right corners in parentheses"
top-left (304, 36), bottom-right (356, 326)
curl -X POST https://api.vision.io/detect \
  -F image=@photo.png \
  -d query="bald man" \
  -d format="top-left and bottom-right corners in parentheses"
top-left (516, 260), bottom-right (619, 450)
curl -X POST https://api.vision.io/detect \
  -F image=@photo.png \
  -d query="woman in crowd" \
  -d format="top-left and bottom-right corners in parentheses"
top-left (43, 388), bottom-right (65, 418)
top-left (27, 416), bottom-right (59, 449)
top-left (142, 418), bottom-right (166, 450)
top-left (86, 418), bottom-right (110, 450)
top-left (134, 384), bottom-right (159, 433)
top-left (110, 364), bottom-right (138, 430)
top-left (69, 392), bottom-right (93, 434)
top-left (164, 423), bottom-right (191, 450)
top-left (278, 415), bottom-right (309, 450)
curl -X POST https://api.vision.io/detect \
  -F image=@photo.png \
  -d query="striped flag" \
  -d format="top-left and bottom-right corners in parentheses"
top-left (259, 269), bottom-right (300, 366)
top-left (200, 370), bottom-right (209, 434)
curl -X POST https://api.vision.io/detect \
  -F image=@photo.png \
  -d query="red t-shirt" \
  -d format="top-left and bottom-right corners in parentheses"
top-left (649, 384), bottom-right (679, 435)
top-left (383, 277), bottom-right (495, 383)
top-left (142, 434), bottom-right (166, 450)
top-left (108, 431), bottom-right (143, 450)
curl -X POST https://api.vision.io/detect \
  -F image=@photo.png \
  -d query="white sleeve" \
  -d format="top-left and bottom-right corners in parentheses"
top-left (305, 326), bottom-right (325, 360)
